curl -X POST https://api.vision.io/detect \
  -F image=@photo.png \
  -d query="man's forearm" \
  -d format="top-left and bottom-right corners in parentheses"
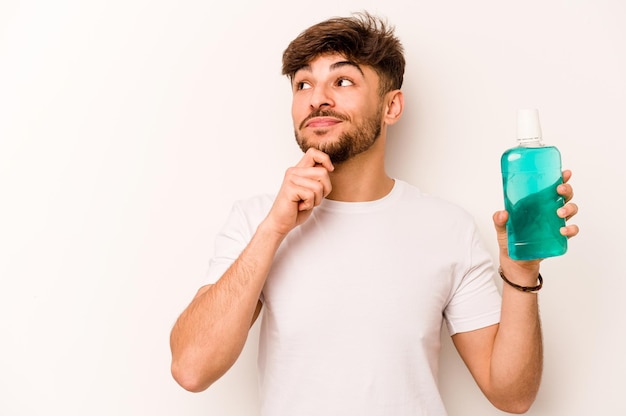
top-left (169, 221), bottom-right (284, 392)
top-left (489, 265), bottom-right (543, 412)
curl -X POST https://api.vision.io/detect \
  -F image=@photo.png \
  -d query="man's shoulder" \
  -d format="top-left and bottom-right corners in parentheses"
top-left (233, 193), bottom-right (275, 212)
top-left (395, 179), bottom-right (475, 224)
top-left (218, 193), bottom-right (275, 235)
top-left (397, 180), bottom-right (467, 209)
top-left (228, 193), bottom-right (275, 225)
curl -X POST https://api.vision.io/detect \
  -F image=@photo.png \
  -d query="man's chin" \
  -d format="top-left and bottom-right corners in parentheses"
top-left (296, 133), bottom-right (354, 164)
top-left (318, 145), bottom-right (351, 164)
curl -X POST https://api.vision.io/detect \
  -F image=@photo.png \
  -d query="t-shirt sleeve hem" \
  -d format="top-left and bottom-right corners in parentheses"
top-left (445, 310), bottom-right (501, 336)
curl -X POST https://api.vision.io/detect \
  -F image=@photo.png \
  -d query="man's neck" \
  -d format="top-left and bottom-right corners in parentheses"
top-left (325, 141), bottom-right (393, 202)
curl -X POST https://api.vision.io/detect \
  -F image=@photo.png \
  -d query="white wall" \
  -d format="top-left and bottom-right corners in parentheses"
top-left (1, 0), bottom-right (624, 414)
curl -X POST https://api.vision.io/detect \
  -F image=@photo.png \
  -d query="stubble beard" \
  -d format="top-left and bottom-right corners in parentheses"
top-left (294, 105), bottom-right (384, 165)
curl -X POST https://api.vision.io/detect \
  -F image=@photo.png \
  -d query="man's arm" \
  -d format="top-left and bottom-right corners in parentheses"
top-left (452, 170), bottom-right (579, 413)
top-left (169, 223), bottom-right (282, 392)
top-left (169, 148), bottom-right (334, 392)
top-left (452, 268), bottom-right (542, 413)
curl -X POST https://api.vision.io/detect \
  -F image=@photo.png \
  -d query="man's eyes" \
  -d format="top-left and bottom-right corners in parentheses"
top-left (295, 78), bottom-right (354, 91)
top-left (296, 81), bottom-right (312, 90)
top-left (336, 78), bottom-right (354, 87)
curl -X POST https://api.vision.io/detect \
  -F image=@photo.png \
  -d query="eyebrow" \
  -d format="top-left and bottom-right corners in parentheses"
top-left (330, 60), bottom-right (364, 75)
top-left (295, 60), bottom-right (365, 77)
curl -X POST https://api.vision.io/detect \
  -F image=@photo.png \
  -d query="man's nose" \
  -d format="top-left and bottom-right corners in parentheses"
top-left (309, 84), bottom-right (334, 109)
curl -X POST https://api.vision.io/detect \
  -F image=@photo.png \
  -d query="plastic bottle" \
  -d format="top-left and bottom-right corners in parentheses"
top-left (500, 109), bottom-right (567, 260)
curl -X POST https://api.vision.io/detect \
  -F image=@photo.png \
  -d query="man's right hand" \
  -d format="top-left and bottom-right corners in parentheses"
top-left (264, 148), bottom-right (334, 237)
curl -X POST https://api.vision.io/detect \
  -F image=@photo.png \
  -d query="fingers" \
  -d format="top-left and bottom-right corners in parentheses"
top-left (284, 162), bottom-right (332, 201)
top-left (557, 182), bottom-right (574, 203)
top-left (560, 224), bottom-right (580, 238)
top-left (557, 169), bottom-right (579, 235)
top-left (291, 148), bottom-right (334, 202)
top-left (562, 169), bottom-right (572, 183)
top-left (265, 150), bottom-right (334, 236)
top-left (559, 170), bottom-right (574, 203)
top-left (558, 200), bottom-right (579, 238)
top-left (492, 210), bottom-right (509, 256)
top-left (285, 170), bottom-right (328, 211)
top-left (557, 202), bottom-right (578, 221)
top-left (296, 148), bottom-right (335, 172)
top-left (492, 210), bottom-right (508, 229)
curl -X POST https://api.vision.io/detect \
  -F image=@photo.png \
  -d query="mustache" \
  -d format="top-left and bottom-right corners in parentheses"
top-left (299, 109), bottom-right (349, 130)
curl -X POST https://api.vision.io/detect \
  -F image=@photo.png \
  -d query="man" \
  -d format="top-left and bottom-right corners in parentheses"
top-left (170, 12), bottom-right (579, 415)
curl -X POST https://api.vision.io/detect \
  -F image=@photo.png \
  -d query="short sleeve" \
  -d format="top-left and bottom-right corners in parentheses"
top-left (205, 195), bottom-right (273, 284)
top-left (444, 227), bottom-right (502, 336)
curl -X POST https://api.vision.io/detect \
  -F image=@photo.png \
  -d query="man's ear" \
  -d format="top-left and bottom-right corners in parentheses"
top-left (383, 90), bottom-right (404, 125)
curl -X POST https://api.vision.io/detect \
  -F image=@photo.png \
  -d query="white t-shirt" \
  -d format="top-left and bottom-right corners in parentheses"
top-left (206, 179), bottom-right (501, 416)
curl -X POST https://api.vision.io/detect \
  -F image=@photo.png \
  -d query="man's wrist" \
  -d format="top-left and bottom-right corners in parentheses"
top-left (499, 267), bottom-right (543, 293)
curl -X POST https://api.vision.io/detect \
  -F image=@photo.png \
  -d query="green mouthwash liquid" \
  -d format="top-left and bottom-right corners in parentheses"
top-left (501, 109), bottom-right (567, 260)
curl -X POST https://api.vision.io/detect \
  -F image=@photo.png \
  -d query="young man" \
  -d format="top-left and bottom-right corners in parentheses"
top-left (170, 12), bottom-right (579, 415)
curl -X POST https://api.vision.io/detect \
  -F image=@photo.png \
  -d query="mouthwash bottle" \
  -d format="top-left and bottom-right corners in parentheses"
top-left (501, 109), bottom-right (567, 260)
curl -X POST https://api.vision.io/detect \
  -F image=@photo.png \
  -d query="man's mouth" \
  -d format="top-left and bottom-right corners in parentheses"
top-left (305, 117), bottom-right (342, 128)
top-left (300, 110), bottom-right (348, 129)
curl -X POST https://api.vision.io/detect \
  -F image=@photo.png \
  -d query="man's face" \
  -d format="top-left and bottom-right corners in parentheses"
top-left (291, 53), bottom-right (384, 164)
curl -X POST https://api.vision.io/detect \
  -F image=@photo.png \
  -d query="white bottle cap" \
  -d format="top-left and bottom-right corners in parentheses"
top-left (517, 108), bottom-right (542, 140)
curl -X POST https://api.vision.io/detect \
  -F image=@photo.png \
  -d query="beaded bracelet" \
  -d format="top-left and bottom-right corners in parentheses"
top-left (498, 267), bottom-right (543, 293)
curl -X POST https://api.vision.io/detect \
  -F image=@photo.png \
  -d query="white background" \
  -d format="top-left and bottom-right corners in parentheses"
top-left (1, 1), bottom-right (624, 414)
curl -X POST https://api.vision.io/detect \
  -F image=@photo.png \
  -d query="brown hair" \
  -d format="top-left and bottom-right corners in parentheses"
top-left (282, 12), bottom-right (405, 95)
